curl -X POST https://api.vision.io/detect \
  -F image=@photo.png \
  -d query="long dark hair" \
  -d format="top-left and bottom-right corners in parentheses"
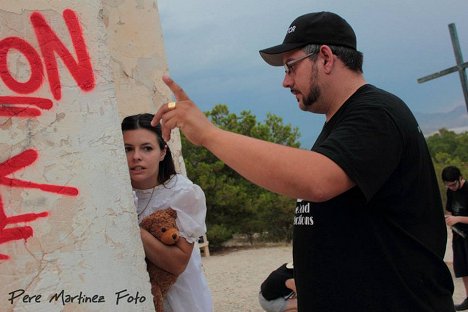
top-left (121, 113), bottom-right (176, 185)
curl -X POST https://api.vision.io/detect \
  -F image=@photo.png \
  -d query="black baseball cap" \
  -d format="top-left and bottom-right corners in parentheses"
top-left (259, 11), bottom-right (357, 66)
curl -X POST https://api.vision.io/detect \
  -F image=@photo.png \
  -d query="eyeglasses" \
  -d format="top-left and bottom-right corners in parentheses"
top-left (284, 52), bottom-right (316, 75)
top-left (445, 180), bottom-right (459, 189)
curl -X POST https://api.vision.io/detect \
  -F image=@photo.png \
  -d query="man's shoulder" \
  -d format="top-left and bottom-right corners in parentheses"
top-left (351, 84), bottom-right (405, 107)
top-left (347, 84), bottom-right (418, 132)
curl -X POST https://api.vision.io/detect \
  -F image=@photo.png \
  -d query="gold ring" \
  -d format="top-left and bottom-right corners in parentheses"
top-left (167, 102), bottom-right (176, 110)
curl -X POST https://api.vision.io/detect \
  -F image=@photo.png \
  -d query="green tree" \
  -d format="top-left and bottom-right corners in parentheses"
top-left (181, 105), bottom-right (301, 247)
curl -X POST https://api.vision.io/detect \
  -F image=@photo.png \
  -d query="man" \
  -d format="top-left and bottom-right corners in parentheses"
top-left (443, 166), bottom-right (468, 311)
top-left (153, 11), bottom-right (454, 311)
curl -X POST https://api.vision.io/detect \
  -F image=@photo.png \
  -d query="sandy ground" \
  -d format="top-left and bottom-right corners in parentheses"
top-left (201, 228), bottom-right (466, 312)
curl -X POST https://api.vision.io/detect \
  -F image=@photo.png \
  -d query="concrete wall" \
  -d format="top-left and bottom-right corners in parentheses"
top-left (102, 0), bottom-right (185, 173)
top-left (0, 1), bottom-right (176, 310)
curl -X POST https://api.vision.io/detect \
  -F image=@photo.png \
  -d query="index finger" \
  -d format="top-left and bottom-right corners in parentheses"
top-left (162, 75), bottom-right (190, 102)
top-left (151, 75), bottom-right (190, 127)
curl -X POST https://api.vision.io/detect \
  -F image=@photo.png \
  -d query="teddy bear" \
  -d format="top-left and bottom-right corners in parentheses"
top-left (140, 208), bottom-right (180, 312)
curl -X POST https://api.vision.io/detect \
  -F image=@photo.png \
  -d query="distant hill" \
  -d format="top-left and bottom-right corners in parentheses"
top-left (414, 105), bottom-right (468, 136)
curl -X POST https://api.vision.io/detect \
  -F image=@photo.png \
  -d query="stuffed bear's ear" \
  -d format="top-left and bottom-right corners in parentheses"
top-left (168, 208), bottom-right (177, 219)
top-left (140, 217), bottom-right (151, 229)
top-left (140, 211), bottom-right (158, 229)
top-left (140, 218), bottom-right (150, 229)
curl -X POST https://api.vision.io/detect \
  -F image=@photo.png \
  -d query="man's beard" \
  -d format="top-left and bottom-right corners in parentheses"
top-left (302, 64), bottom-right (320, 108)
top-left (302, 84), bottom-right (320, 108)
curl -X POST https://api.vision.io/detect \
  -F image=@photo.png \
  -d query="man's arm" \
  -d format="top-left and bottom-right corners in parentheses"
top-left (153, 76), bottom-right (355, 202)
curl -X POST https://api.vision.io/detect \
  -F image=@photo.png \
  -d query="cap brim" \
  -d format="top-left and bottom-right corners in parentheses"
top-left (259, 42), bottom-right (307, 66)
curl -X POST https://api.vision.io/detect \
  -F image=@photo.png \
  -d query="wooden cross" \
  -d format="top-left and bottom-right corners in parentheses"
top-left (417, 23), bottom-right (468, 113)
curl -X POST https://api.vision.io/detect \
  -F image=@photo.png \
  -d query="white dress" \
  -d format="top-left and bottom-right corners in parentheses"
top-left (134, 174), bottom-right (213, 312)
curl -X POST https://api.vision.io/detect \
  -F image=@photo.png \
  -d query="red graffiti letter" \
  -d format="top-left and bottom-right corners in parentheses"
top-left (0, 149), bottom-right (79, 196)
top-left (0, 96), bottom-right (53, 117)
top-left (30, 9), bottom-right (95, 100)
top-left (0, 195), bottom-right (48, 260)
top-left (0, 37), bottom-right (44, 94)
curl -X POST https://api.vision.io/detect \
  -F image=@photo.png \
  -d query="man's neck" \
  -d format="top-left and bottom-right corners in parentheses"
top-left (324, 74), bottom-right (366, 121)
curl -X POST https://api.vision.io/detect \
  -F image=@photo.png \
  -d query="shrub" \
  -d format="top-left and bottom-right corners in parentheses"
top-left (207, 224), bottom-right (233, 250)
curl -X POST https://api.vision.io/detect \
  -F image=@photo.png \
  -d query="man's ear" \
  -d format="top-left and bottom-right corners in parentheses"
top-left (320, 45), bottom-right (335, 72)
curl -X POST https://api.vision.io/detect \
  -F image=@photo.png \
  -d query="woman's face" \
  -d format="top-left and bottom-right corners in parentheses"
top-left (123, 128), bottom-right (166, 189)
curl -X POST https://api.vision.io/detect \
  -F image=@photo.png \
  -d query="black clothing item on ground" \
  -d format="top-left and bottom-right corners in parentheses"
top-left (260, 263), bottom-right (294, 300)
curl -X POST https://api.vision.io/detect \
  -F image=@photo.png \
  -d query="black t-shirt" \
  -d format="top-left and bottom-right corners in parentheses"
top-left (447, 182), bottom-right (468, 234)
top-left (293, 84), bottom-right (454, 312)
top-left (260, 263), bottom-right (294, 300)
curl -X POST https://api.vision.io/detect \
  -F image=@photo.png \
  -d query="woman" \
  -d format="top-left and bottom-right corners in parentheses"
top-left (122, 113), bottom-right (212, 312)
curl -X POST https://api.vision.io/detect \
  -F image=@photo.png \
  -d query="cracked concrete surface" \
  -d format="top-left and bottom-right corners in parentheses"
top-left (0, 1), bottom-right (177, 311)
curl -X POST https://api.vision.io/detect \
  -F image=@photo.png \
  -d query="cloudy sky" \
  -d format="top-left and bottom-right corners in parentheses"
top-left (156, 0), bottom-right (468, 146)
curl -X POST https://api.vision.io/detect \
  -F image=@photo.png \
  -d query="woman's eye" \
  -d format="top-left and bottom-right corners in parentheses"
top-left (143, 146), bottom-right (153, 152)
top-left (124, 147), bottom-right (132, 153)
